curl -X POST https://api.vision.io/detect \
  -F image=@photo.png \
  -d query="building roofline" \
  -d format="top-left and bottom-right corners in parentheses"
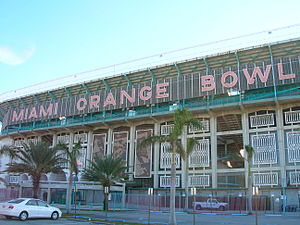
top-left (1, 34), bottom-right (300, 104)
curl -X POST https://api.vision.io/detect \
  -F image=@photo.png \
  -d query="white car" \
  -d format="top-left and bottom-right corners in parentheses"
top-left (194, 199), bottom-right (228, 211)
top-left (0, 198), bottom-right (62, 221)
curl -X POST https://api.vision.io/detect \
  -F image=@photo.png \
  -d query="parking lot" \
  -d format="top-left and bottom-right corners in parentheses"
top-left (2, 211), bottom-right (300, 225)
top-left (0, 217), bottom-right (99, 225)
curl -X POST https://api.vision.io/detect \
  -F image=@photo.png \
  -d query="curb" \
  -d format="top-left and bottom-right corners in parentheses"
top-left (143, 222), bottom-right (168, 225)
top-left (264, 214), bottom-right (282, 217)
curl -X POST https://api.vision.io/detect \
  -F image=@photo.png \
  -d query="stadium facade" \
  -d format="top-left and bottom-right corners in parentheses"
top-left (1, 38), bottom-right (300, 207)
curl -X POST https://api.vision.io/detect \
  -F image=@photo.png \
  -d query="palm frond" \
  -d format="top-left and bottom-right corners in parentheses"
top-left (4, 141), bottom-right (64, 176)
top-left (139, 135), bottom-right (170, 149)
top-left (245, 145), bottom-right (254, 160)
top-left (82, 155), bottom-right (127, 187)
top-left (186, 118), bottom-right (204, 131)
top-left (6, 163), bottom-right (33, 174)
top-left (69, 140), bottom-right (82, 176)
top-left (171, 108), bottom-right (202, 138)
top-left (53, 142), bottom-right (68, 151)
top-left (174, 140), bottom-right (185, 158)
top-left (186, 138), bottom-right (199, 157)
top-left (0, 145), bottom-right (20, 160)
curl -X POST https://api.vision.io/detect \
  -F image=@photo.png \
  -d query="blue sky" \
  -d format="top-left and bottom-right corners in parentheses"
top-left (1, 0), bottom-right (300, 95)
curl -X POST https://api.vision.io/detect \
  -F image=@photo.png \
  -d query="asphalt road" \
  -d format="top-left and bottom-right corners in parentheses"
top-left (1, 212), bottom-right (300, 225)
top-left (0, 217), bottom-right (96, 225)
top-left (106, 212), bottom-right (299, 225)
top-left (66, 209), bottom-right (300, 225)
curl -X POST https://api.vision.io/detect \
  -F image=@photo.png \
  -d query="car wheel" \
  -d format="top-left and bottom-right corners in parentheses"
top-left (5, 216), bottom-right (12, 219)
top-left (19, 211), bottom-right (28, 221)
top-left (196, 205), bottom-right (202, 210)
top-left (51, 211), bottom-right (59, 220)
top-left (219, 206), bottom-right (225, 211)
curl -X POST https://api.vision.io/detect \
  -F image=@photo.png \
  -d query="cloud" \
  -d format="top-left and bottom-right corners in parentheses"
top-left (0, 45), bottom-right (35, 65)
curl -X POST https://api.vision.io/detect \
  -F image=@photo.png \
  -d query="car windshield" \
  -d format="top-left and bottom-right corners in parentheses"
top-left (7, 199), bottom-right (25, 204)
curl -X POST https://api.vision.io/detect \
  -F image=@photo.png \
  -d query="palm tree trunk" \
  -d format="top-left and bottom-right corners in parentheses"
top-left (104, 193), bottom-right (109, 211)
top-left (32, 174), bottom-right (41, 199)
top-left (169, 148), bottom-right (177, 225)
top-left (184, 160), bottom-right (189, 211)
top-left (247, 164), bottom-right (253, 214)
top-left (66, 172), bottom-right (73, 214)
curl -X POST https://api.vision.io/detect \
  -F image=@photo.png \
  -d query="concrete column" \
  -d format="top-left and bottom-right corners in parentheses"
top-left (49, 134), bottom-right (58, 184)
top-left (47, 188), bottom-right (51, 203)
top-left (122, 183), bottom-right (126, 209)
top-left (68, 133), bottom-right (74, 178)
top-left (276, 106), bottom-right (286, 187)
top-left (86, 130), bottom-right (93, 163)
top-left (18, 185), bottom-right (22, 198)
top-left (210, 113), bottom-right (217, 188)
top-left (69, 133), bottom-right (74, 149)
top-left (37, 135), bottom-right (42, 142)
top-left (107, 128), bottom-right (113, 155)
top-left (52, 133), bottom-right (57, 146)
top-left (153, 123), bottom-right (160, 188)
top-left (128, 125), bottom-right (136, 180)
top-left (241, 111), bottom-right (250, 188)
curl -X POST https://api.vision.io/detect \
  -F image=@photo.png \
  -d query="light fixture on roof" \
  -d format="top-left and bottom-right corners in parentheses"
top-left (227, 88), bottom-right (240, 96)
top-left (240, 149), bottom-right (246, 159)
top-left (128, 110), bottom-right (136, 117)
top-left (226, 161), bottom-right (233, 168)
top-left (169, 103), bottom-right (179, 111)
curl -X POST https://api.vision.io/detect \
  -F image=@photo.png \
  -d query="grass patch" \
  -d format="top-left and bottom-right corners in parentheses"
top-left (63, 215), bottom-right (143, 225)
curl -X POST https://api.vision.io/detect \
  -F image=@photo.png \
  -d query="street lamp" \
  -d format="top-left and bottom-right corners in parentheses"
top-left (238, 192), bottom-right (243, 214)
top-left (209, 193), bottom-right (213, 213)
top-left (148, 188), bottom-right (154, 225)
top-left (253, 187), bottom-right (259, 225)
top-left (191, 187), bottom-right (197, 225)
top-left (270, 192), bottom-right (275, 214)
top-left (181, 192), bottom-right (186, 211)
top-left (158, 193), bottom-right (161, 212)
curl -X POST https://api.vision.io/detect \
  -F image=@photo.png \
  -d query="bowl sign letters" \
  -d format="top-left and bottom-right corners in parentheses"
top-left (2, 60), bottom-right (297, 129)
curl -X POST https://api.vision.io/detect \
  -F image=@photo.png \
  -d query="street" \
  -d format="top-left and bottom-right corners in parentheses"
top-left (2, 211), bottom-right (300, 225)
top-left (0, 217), bottom-right (96, 225)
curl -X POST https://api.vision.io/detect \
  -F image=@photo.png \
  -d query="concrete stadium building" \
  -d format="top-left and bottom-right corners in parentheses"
top-left (1, 37), bottom-right (300, 208)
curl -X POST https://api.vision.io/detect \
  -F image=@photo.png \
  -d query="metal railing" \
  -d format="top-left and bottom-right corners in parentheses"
top-left (2, 84), bottom-right (300, 135)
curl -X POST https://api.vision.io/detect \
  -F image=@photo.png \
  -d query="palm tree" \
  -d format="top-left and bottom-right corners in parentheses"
top-left (244, 145), bottom-right (255, 214)
top-left (0, 145), bottom-right (19, 166)
top-left (55, 140), bottom-right (82, 214)
top-left (0, 141), bottom-right (65, 198)
top-left (139, 107), bottom-right (202, 225)
top-left (82, 154), bottom-right (127, 211)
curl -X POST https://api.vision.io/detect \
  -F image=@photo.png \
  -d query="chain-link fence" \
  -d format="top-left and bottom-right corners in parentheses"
top-left (10, 186), bottom-right (299, 214)
top-left (125, 192), bottom-right (297, 214)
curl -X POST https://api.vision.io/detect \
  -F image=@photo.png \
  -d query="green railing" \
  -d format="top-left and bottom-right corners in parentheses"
top-left (2, 84), bottom-right (300, 135)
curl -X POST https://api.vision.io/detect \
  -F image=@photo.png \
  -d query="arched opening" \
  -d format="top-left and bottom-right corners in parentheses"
top-left (49, 172), bottom-right (67, 181)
